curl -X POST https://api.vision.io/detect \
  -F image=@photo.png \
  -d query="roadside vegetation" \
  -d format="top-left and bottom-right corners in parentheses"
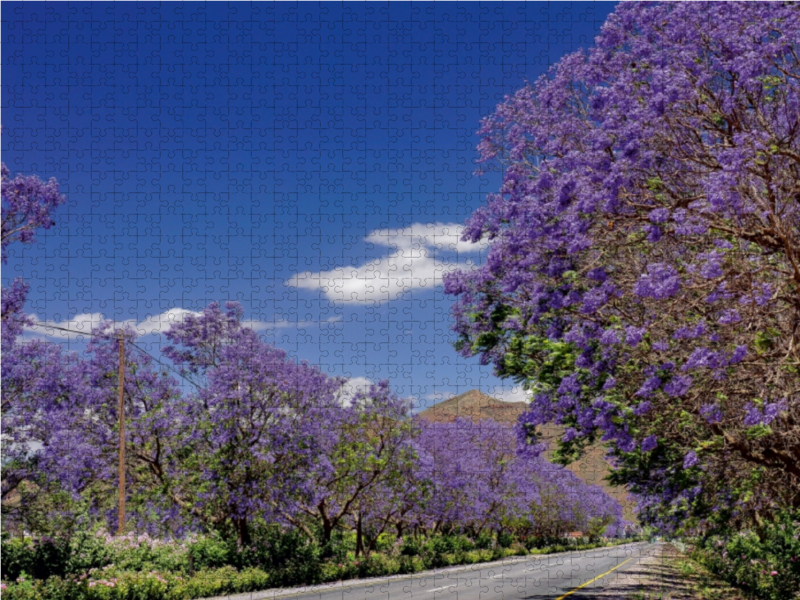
top-left (0, 526), bottom-right (639, 600)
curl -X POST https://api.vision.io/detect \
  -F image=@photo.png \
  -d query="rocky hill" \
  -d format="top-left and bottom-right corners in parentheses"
top-left (418, 389), bottom-right (637, 522)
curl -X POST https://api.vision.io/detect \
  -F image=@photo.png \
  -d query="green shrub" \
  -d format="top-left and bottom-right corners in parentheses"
top-left (0, 530), bottom-right (627, 599)
top-left (356, 553), bottom-right (401, 578)
top-left (317, 561), bottom-right (347, 583)
top-left (690, 511), bottom-right (800, 600)
top-left (372, 533), bottom-right (396, 553)
top-left (462, 550), bottom-right (481, 564)
top-left (65, 530), bottom-right (113, 575)
top-left (399, 536), bottom-right (421, 556)
top-left (187, 534), bottom-right (229, 571)
top-left (0, 535), bottom-right (75, 581)
top-left (497, 531), bottom-right (515, 549)
top-left (1, 537), bottom-right (36, 582)
top-left (474, 531), bottom-right (493, 550)
top-left (509, 543), bottom-right (528, 556)
top-left (396, 555), bottom-right (425, 574)
top-left (2, 573), bottom-right (44, 600)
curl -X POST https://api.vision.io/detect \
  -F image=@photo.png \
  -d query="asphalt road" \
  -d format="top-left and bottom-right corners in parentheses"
top-left (216, 542), bottom-right (660, 600)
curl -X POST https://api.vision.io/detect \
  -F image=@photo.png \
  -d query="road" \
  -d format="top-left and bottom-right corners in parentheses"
top-left (213, 542), bottom-right (660, 600)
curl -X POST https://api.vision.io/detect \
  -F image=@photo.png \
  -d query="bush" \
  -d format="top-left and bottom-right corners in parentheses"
top-left (317, 561), bottom-right (347, 582)
top-left (525, 535), bottom-right (563, 550)
top-left (474, 531), bottom-right (493, 550)
top-left (497, 531), bottom-right (515, 549)
top-left (179, 566), bottom-right (269, 598)
top-left (399, 536), bottom-right (421, 556)
top-left (229, 524), bottom-right (322, 576)
top-left (690, 510), bottom-right (800, 600)
top-left (1, 537), bottom-right (36, 582)
top-left (2, 565), bottom-right (271, 600)
top-left (371, 533), bottom-right (396, 553)
top-left (397, 555), bottom-right (425, 574)
top-left (103, 532), bottom-right (190, 574)
top-left (187, 534), bottom-right (229, 571)
top-left (356, 553), bottom-right (401, 578)
top-left (65, 530), bottom-right (113, 575)
top-left (0, 535), bottom-right (74, 581)
top-left (509, 543), bottom-right (528, 556)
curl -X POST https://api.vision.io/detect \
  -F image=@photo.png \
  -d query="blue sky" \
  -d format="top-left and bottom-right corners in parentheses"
top-left (2, 1), bottom-right (616, 408)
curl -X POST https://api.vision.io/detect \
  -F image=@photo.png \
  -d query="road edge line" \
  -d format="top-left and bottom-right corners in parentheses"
top-left (554, 556), bottom-right (634, 600)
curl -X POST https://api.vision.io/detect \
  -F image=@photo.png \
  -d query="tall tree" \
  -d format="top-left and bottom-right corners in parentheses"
top-left (286, 380), bottom-right (417, 550)
top-left (161, 302), bottom-right (344, 547)
top-left (445, 2), bottom-right (800, 533)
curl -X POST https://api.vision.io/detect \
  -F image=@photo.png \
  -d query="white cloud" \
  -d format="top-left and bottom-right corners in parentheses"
top-left (487, 384), bottom-right (530, 404)
top-left (286, 222), bottom-right (488, 304)
top-left (26, 313), bottom-right (136, 340)
top-left (251, 315), bottom-right (343, 331)
top-left (335, 376), bottom-right (373, 407)
top-left (134, 308), bottom-right (201, 336)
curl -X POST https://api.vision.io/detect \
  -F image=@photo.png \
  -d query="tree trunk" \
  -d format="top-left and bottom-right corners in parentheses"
top-left (355, 510), bottom-right (364, 557)
top-left (319, 501), bottom-right (336, 545)
top-left (235, 516), bottom-right (250, 550)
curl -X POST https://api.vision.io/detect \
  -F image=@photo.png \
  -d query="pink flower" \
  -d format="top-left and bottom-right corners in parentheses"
top-left (770, 571), bottom-right (778, 576)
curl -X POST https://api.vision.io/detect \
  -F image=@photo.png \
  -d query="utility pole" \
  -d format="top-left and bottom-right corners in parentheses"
top-left (117, 331), bottom-right (126, 535)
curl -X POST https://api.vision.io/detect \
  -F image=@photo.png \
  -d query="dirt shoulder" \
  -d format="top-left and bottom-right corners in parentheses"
top-left (590, 543), bottom-right (747, 599)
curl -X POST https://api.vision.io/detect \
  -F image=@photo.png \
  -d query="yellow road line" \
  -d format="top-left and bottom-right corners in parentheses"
top-left (554, 556), bottom-right (634, 600)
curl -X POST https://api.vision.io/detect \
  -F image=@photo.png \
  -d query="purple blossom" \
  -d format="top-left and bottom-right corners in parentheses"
top-left (634, 263), bottom-right (681, 299)
top-left (635, 376), bottom-right (661, 398)
top-left (717, 309), bottom-right (741, 325)
top-left (648, 208), bottom-right (670, 223)
top-left (683, 347), bottom-right (723, 371)
top-left (624, 326), bottom-right (645, 347)
top-left (663, 375), bottom-right (693, 398)
top-left (700, 403), bottom-right (723, 424)
top-left (728, 345), bottom-right (747, 364)
top-left (641, 435), bottom-right (657, 452)
top-left (683, 451), bottom-right (699, 469)
top-left (1, 163), bottom-right (65, 260)
top-left (438, 0), bottom-right (800, 535)
top-left (600, 328), bottom-right (621, 345)
top-left (744, 400), bottom-right (788, 426)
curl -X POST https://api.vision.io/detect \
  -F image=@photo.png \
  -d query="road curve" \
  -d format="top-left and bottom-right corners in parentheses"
top-left (204, 542), bottom-right (661, 600)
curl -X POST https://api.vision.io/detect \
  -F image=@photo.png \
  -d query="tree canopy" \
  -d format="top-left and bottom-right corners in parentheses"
top-left (445, 1), bottom-right (800, 534)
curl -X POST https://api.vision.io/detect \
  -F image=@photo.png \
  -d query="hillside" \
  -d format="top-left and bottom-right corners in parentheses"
top-left (418, 389), bottom-right (637, 523)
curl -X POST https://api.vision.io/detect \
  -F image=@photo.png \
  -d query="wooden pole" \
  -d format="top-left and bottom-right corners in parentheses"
top-left (117, 332), bottom-right (126, 535)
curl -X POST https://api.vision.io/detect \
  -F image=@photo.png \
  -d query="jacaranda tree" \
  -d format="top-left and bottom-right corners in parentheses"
top-left (445, 2), bottom-right (799, 534)
top-left (161, 302), bottom-right (345, 547)
top-left (1, 162), bottom-right (69, 529)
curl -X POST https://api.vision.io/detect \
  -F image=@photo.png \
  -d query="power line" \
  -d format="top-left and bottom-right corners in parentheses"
top-left (127, 339), bottom-right (201, 390)
top-left (26, 321), bottom-right (201, 390)
top-left (27, 321), bottom-right (108, 339)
